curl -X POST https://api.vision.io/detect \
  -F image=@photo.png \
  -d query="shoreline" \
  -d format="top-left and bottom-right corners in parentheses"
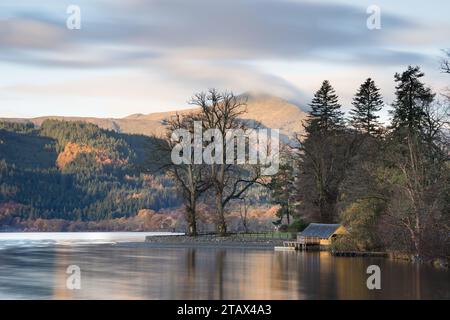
top-left (142, 235), bottom-right (449, 269)
top-left (142, 234), bottom-right (284, 249)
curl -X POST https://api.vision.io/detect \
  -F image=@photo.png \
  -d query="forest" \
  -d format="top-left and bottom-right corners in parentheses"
top-left (271, 67), bottom-right (449, 261)
top-left (0, 120), bottom-right (182, 230)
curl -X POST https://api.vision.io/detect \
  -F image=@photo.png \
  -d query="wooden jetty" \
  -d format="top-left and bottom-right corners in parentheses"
top-left (277, 236), bottom-right (321, 251)
top-left (274, 246), bottom-right (296, 251)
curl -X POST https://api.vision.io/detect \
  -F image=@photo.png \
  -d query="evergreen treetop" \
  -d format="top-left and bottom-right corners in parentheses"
top-left (390, 66), bottom-right (435, 133)
top-left (349, 78), bottom-right (384, 136)
top-left (306, 80), bottom-right (344, 134)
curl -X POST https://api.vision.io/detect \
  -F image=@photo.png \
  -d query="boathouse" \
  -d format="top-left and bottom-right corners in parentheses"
top-left (298, 223), bottom-right (348, 246)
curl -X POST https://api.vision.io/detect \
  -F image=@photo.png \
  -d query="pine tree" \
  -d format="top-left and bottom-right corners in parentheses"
top-left (349, 78), bottom-right (383, 136)
top-left (269, 158), bottom-right (295, 225)
top-left (306, 80), bottom-right (344, 134)
top-left (391, 66), bottom-right (435, 133)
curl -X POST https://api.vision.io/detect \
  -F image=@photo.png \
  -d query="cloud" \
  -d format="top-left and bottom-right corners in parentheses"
top-left (1, 58), bottom-right (307, 110)
top-left (0, 0), bottom-right (448, 117)
top-left (0, 0), bottom-right (416, 67)
top-left (0, 18), bottom-right (66, 50)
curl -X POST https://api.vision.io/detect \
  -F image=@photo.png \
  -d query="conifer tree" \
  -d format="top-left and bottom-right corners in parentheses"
top-left (269, 157), bottom-right (295, 225)
top-left (349, 78), bottom-right (383, 135)
top-left (306, 80), bottom-right (344, 134)
top-left (391, 66), bottom-right (435, 133)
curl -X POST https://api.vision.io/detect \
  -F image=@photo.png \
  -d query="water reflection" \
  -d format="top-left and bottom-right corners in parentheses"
top-left (0, 245), bottom-right (448, 299)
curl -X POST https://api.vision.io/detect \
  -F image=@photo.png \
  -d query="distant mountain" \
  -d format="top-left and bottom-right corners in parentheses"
top-left (0, 94), bottom-right (307, 139)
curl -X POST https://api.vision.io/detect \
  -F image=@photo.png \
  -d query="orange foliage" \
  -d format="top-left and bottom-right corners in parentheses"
top-left (56, 142), bottom-right (95, 169)
top-left (56, 142), bottom-right (127, 169)
top-left (0, 201), bottom-right (26, 216)
top-left (128, 193), bottom-right (144, 200)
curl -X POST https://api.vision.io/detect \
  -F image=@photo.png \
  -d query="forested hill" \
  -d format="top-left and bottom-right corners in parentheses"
top-left (0, 120), bottom-right (181, 227)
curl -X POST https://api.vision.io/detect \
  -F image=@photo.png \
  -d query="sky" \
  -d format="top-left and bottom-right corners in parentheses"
top-left (0, 0), bottom-right (449, 118)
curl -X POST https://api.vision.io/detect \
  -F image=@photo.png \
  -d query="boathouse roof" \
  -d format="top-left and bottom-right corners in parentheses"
top-left (300, 223), bottom-right (343, 239)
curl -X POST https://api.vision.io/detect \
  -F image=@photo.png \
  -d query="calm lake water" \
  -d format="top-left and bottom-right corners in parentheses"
top-left (0, 233), bottom-right (448, 299)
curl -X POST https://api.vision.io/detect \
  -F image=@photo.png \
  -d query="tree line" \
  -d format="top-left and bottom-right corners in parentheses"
top-left (156, 61), bottom-right (448, 260)
top-left (271, 65), bottom-right (449, 260)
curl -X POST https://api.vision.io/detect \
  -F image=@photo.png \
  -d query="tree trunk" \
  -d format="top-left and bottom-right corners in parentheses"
top-left (240, 200), bottom-right (249, 233)
top-left (216, 192), bottom-right (227, 236)
top-left (286, 206), bottom-right (291, 225)
top-left (413, 236), bottom-right (422, 260)
top-left (409, 226), bottom-right (423, 260)
top-left (186, 196), bottom-right (197, 237)
top-left (243, 220), bottom-right (249, 233)
top-left (319, 194), bottom-right (336, 223)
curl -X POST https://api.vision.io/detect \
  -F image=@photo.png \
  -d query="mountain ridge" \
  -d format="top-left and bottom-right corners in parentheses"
top-left (0, 94), bottom-right (308, 138)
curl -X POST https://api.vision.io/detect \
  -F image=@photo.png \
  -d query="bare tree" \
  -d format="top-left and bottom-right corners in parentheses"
top-left (190, 89), bottom-right (264, 235)
top-left (440, 49), bottom-right (450, 74)
top-left (238, 198), bottom-right (250, 233)
top-left (440, 49), bottom-right (450, 103)
top-left (293, 130), bottom-right (363, 223)
top-left (422, 100), bottom-right (449, 147)
top-left (382, 131), bottom-right (449, 260)
top-left (158, 112), bottom-right (210, 236)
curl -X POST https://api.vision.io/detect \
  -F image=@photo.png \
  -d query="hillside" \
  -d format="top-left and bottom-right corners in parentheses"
top-left (0, 120), bottom-right (272, 232)
top-left (0, 94), bottom-right (303, 231)
top-left (0, 94), bottom-right (307, 138)
top-left (0, 121), bottom-right (181, 230)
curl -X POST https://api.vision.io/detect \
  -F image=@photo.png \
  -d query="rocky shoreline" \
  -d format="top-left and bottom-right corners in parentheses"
top-left (144, 234), bottom-right (284, 248)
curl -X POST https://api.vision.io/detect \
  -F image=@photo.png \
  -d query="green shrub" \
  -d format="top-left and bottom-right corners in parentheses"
top-left (329, 235), bottom-right (360, 252)
top-left (287, 219), bottom-right (308, 232)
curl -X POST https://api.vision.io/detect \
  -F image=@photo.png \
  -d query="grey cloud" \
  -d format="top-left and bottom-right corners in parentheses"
top-left (0, 47), bottom-right (161, 69)
top-left (141, 58), bottom-right (309, 102)
top-left (316, 49), bottom-right (433, 67)
top-left (0, 0), bottom-right (416, 67)
top-left (351, 50), bottom-right (433, 66)
top-left (0, 0), bottom-right (433, 110)
top-left (94, 0), bottom-right (415, 60)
